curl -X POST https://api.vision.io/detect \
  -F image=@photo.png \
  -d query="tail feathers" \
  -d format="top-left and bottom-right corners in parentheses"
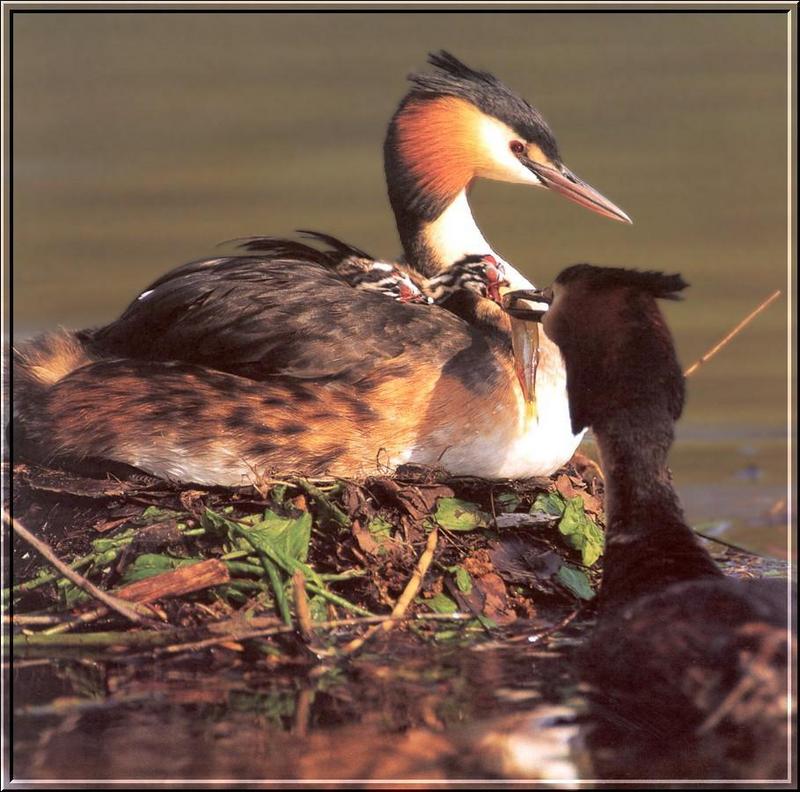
top-left (13, 329), bottom-right (94, 416)
top-left (231, 231), bottom-right (376, 271)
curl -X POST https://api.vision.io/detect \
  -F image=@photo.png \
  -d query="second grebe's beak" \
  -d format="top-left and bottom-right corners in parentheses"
top-left (523, 159), bottom-right (632, 225)
top-left (503, 288), bottom-right (552, 321)
top-left (501, 288), bottom-right (553, 421)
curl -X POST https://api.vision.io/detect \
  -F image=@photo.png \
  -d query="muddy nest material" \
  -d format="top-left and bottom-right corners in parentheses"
top-left (7, 459), bottom-right (611, 655)
top-left (6, 458), bottom-right (779, 662)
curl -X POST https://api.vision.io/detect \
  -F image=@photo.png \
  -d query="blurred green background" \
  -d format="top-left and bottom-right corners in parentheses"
top-left (11, 11), bottom-right (791, 555)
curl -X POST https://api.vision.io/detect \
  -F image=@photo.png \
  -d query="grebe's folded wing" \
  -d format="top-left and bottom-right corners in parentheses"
top-left (86, 254), bottom-right (479, 384)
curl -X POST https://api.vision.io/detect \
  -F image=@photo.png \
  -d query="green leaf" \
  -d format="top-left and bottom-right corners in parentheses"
top-left (531, 491), bottom-right (567, 518)
top-left (367, 517), bottom-right (393, 542)
top-left (201, 507), bottom-right (373, 622)
top-left (249, 509), bottom-right (313, 564)
top-left (557, 497), bottom-right (605, 567)
top-left (475, 614), bottom-right (497, 630)
top-left (495, 492), bottom-right (521, 513)
top-left (424, 592), bottom-right (459, 614)
top-left (271, 483), bottom-right (288, 505)
top-left (90, 528), bottom-right (136, 556)
top-left (203, 508), bottom-right (307, 624)
top-left (557, 564), bottom-right (595, 600)
top-left (432, 629), bottom-right (462, 642)
top-left (57, 578), bottom-right (87, 608)
top-left (119, 553), bottom-right (202, 585)
top-left (200, 509), bottom-right (237, 538)
top-left (308, 594), bottom-right (329, 623)
top-left (89, 528), bottom-right (138, 567)
top-left (434, 498), bottom-right (490, 532)
top-left (139, 505), bottom-right (183, 522)
top-left (244, 510), bottom-right (315, 625)
top-left (454, 566), bottom-right (473, 594)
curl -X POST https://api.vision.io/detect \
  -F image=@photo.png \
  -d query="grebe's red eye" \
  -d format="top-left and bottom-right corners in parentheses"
top-left (509, 140), bottom-right (525, 155)
top-left (482, 254), bottom-right (497, 266)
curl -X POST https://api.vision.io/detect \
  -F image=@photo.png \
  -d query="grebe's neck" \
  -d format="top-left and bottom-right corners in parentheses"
top-left (390, 186), bottom-right (535, 289)
top-left (414, 190), bottom-right (492, 275)
top-left (385, 97), bottom-right (521, 280)
top-left (596, 412), bottom-right (677, 521)
top-left (594, 410), bottom-right (722, 608)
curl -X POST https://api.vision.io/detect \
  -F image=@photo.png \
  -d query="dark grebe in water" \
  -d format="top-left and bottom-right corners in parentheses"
top-left (512, 264), bottom-right (791, 779)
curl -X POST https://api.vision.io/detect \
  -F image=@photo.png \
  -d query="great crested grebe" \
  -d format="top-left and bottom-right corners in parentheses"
top-left (13, 53), bottom-right (630, 485)
top-left (518, 265), bottom-right (790, 779)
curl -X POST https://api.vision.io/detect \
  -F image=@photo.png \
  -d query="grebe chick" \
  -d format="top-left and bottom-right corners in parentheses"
top-left (520, 264), bottom-right (791, 779)
top-left (235, 232), bottom-right (428, 304)
top-left (236, 233), bottom-right (507, 306)
top-left (422, 254), bottom-right (507, 304)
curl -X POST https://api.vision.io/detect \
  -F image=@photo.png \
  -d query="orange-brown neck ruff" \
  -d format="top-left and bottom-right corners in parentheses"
top-left (394, 97), bottom-right (488, 206)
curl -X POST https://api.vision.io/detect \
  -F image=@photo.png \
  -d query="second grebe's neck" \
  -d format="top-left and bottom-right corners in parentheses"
top-left (594, 410), bottom-right (723, 607)
top-left (596, 412), bottom-right (677, 520)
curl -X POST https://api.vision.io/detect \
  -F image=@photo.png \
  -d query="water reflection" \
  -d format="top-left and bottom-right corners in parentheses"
top-left (14, 628), bottom-right (587, 781)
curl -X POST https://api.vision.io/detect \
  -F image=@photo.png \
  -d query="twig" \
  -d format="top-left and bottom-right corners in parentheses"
top-left (157, 611), bottom-right (472, 656)
top-left (292, 570), bottom-right (314, 642)
top-left (3, 554), bottom-right (94, 601)
top-left (39, 607), bottom-right (145, 635)
top-left (2, 658), bottom-right (53, 670)
top-left (12, 629), bottom-right (188, 649)
top-left (692, 528), bottom-right (771, 557)
top-left (3, 509), bottom-right (154, 626)
top-left (683, 290), bottom-right (781, 378)
top-left (8, 612), bottom-right (474, 656)
top-left (340, 527), bottom-right (440, 656)
top-left (292, 687), bottom-right (314, 737)
top-left (526, 608), bottom-right (581, 645)
top-left (3, 614), bottom-right (66, 626)
top-left (42, 559), bottom-right (231, 635)
top-left (697, 623), bottom-right (787, 735)
top-left (385, 527), bottom-right (439, 625)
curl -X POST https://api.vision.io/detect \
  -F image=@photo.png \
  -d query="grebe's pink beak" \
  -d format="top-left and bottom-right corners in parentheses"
top-left (523, 160), bottom-right (632, 225)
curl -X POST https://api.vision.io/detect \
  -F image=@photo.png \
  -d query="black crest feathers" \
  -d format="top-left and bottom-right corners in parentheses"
top-left (555, 264), bottom-right (689, 301)
top-left (403, 50), bottom-right (560, 162)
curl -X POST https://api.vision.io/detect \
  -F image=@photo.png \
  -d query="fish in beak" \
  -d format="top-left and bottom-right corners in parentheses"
top-left (502, 288), bottom-right (553, 421)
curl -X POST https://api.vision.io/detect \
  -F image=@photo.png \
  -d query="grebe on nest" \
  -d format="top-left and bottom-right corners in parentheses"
top-left (513, 265), bottom-right (791, 779)
top-left (14, 53), bottom-right (631, 485)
